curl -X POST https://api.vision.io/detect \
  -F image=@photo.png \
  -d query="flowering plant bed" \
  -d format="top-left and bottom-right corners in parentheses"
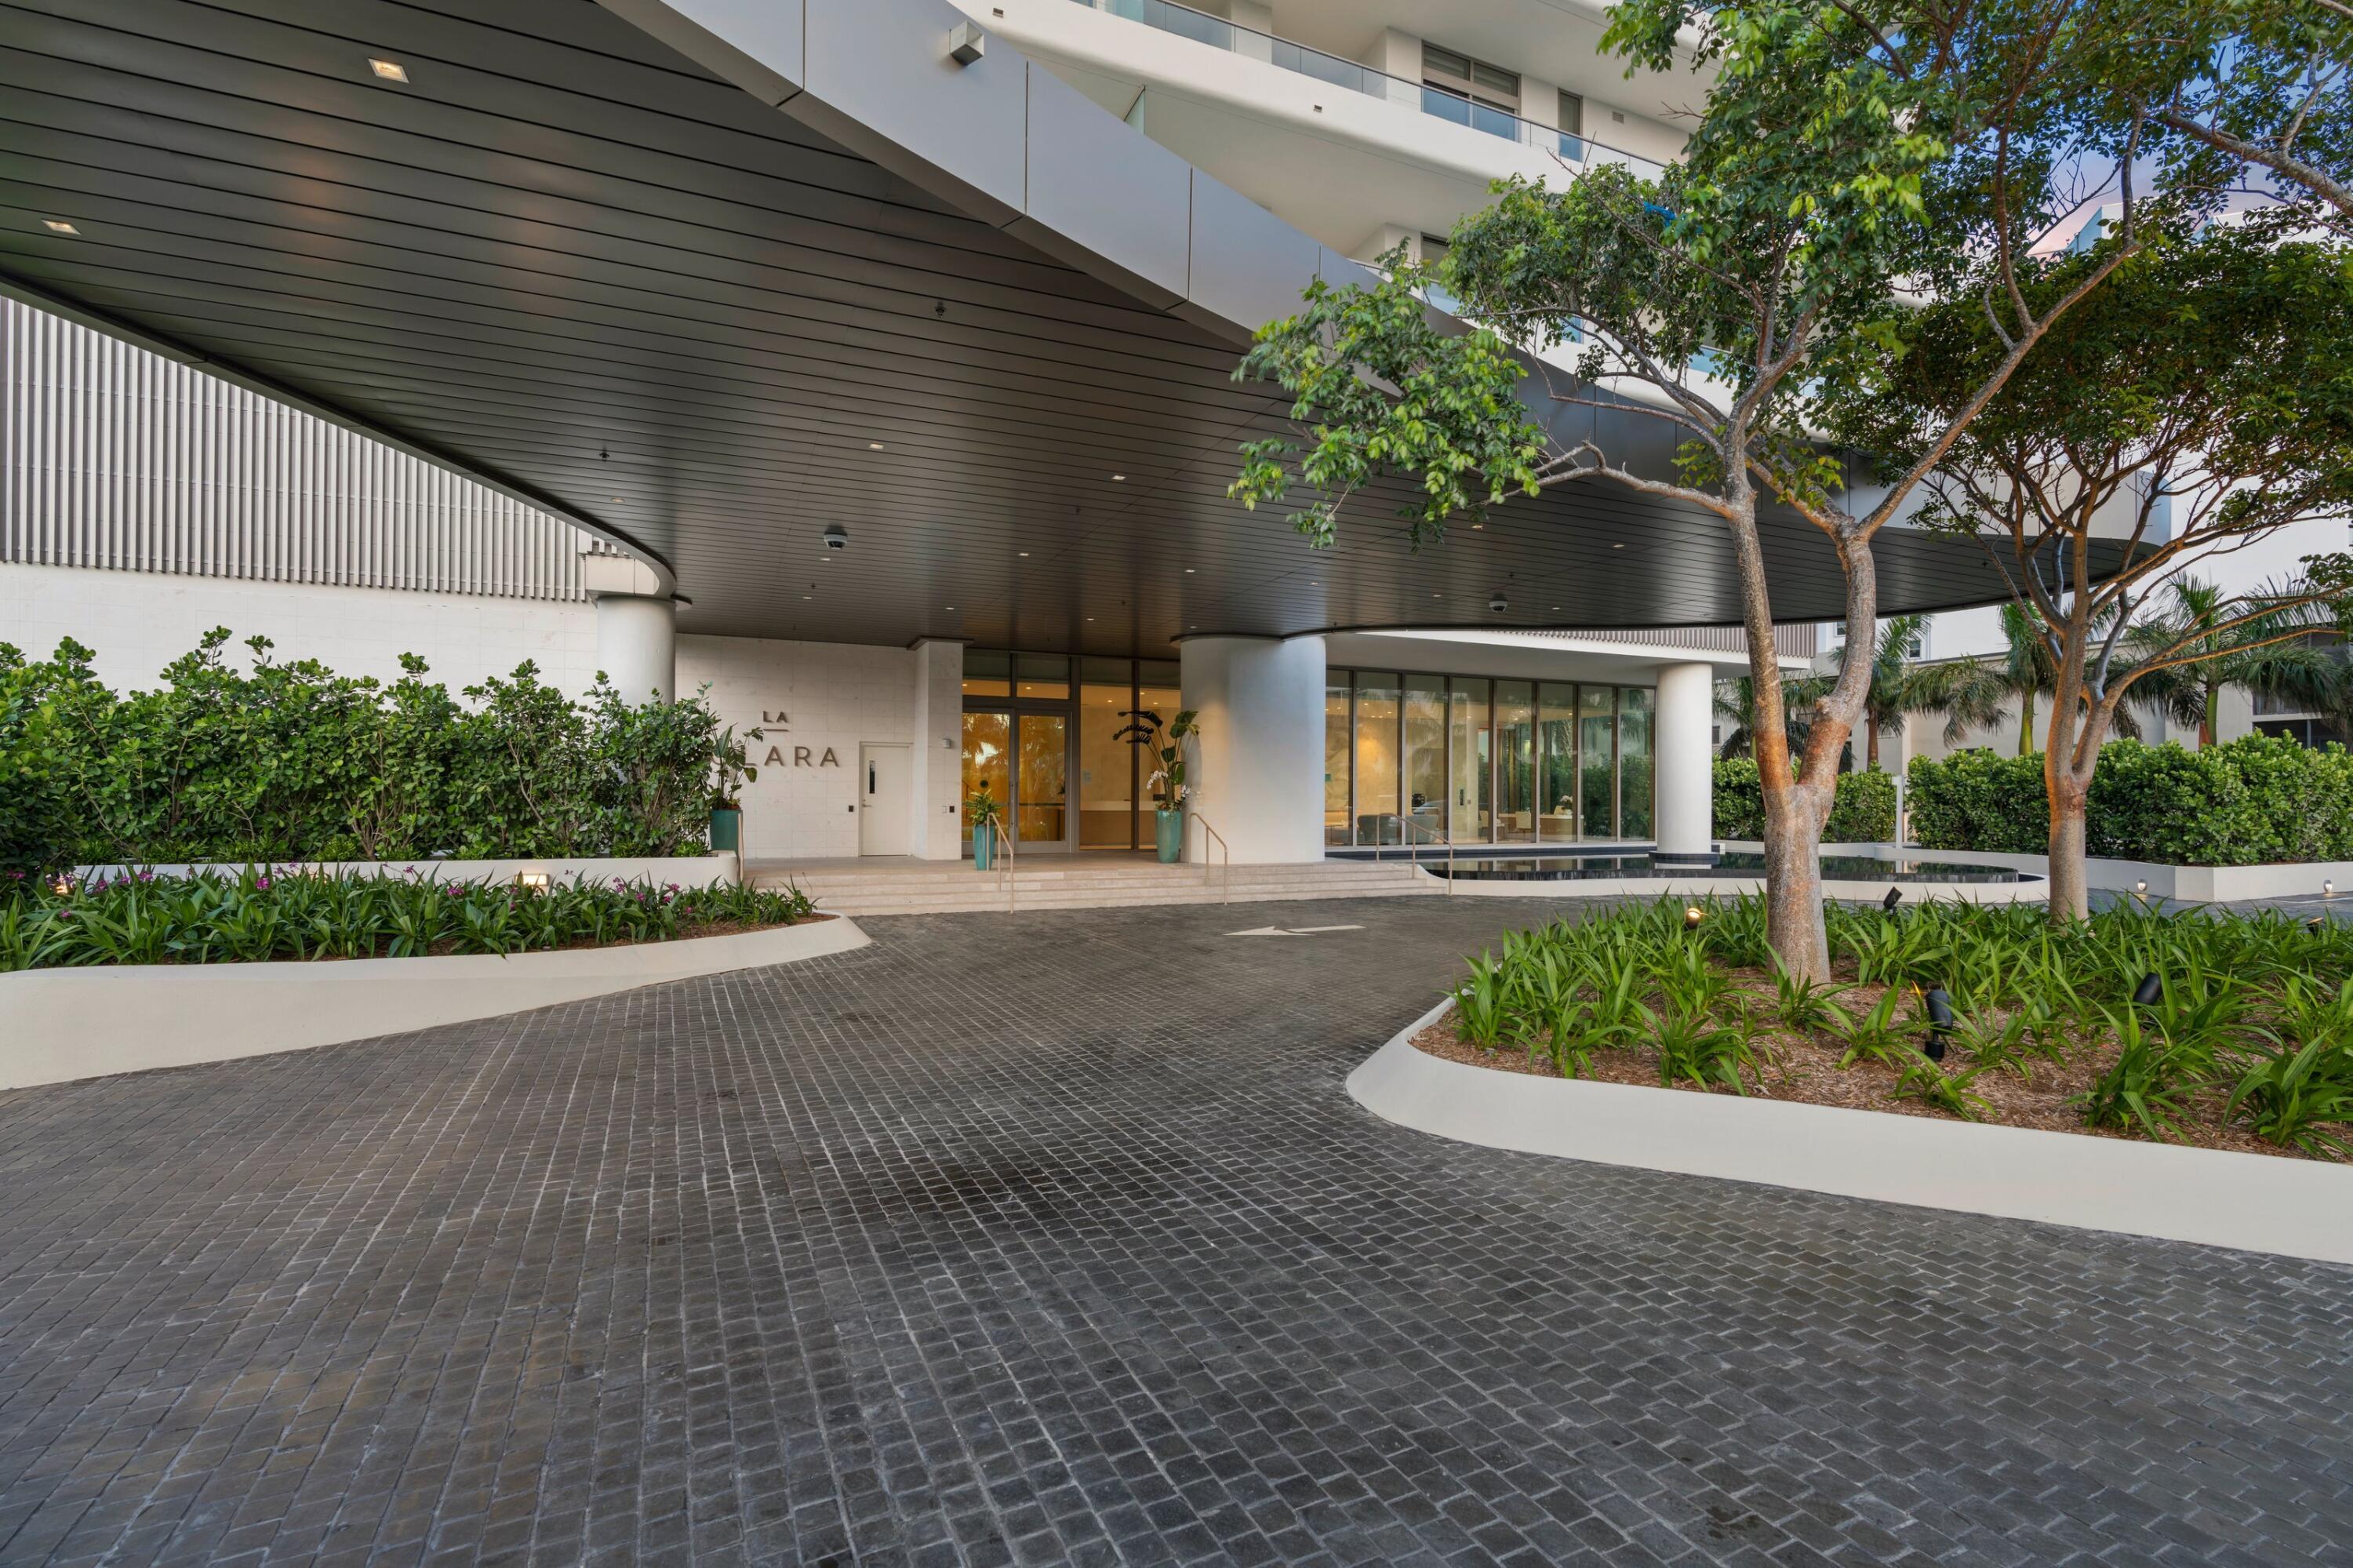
top-left (0, 869), bottom-right (817, 970)
top-left (1432, 897), bottom-right (2353, 1162)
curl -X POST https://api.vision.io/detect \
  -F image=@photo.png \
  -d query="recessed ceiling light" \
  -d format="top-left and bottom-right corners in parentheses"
top-left (1111, 474), bottom-right (1126, 482)
top-left (1184, 568), bottom-right (1195, 574)
top-left (41, 220), bottom-right (77, 235)
top-left (609, 496), bottom-right (621, 503)
top-left (1018, 551), bottom-right (1029, 558)
top-left (1471, 523), bottom-right (1483, 529)
top-left (1613, 543), bottom-right (1624, 549)
top-left (945, 605), bottom-right (955, 609)
top-left (867, 442), bottom-right (885, 449)
top-left (368, 58), bottom-right (409, 82)
top-left (802, 595), bottom-right (813, 600)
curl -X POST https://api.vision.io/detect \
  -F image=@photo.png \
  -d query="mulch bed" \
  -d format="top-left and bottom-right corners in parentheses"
top-left (1412, 970), bottom-right (2332, 1162)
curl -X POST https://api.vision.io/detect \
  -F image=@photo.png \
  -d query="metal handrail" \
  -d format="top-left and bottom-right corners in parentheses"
top-left (1372, 815), bottom-right (1442, 861)
top-left (991, 818), bottom-right (1016, 912)
top-left (1066, 0), bottom-right (1669, 180)
top-left (1188, 813), bottom-right (1231, 904)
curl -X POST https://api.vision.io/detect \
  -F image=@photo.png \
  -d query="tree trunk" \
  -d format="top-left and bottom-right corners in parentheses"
top-left (2201, 682), bottom-right (2218, 749)
top-left (2047, 775), bottom-right (2091, 922)
top-left (2017, 695), bottom-right (2035, 757)
top-left (1866, 717), bottom-right (1880, 772)
top-left (1760, 773), bottom-right (1834, 976)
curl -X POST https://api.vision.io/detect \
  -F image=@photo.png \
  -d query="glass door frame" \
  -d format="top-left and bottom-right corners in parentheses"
top-left (963, 693), bottom-right (1078, 855)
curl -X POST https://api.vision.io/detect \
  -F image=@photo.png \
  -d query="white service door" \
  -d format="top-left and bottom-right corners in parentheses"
top-left (858, 743), bottom-right (911, 856)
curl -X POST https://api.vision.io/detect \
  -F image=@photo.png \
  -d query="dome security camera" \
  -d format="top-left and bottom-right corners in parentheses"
top-left (822, 525), bottom-right (849, 551)
top-left (1487, 594), bottom-right (1508, 613)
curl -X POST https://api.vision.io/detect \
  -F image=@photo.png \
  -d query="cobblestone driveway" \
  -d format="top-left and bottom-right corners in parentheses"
top-left (2, 898), bottom-right (2348, 1568)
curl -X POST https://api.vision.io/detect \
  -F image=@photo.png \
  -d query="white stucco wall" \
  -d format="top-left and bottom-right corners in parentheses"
top-left (0, 562), bottom-right (604, 694)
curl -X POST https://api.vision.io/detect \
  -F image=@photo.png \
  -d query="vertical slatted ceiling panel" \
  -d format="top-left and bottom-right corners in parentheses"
top-left (0, 299), bottom-right (587, 602)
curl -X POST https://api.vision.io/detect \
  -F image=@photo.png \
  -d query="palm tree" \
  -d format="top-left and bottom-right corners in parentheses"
top-left (1831, 614), bottom-right (2014, 769)
top-left (2124, 578), bottom-right (2348, 747)
top-left (1713, 671), bottom-right (1831, 761)
top-left (1992, 602), bottom-right (2058, 756)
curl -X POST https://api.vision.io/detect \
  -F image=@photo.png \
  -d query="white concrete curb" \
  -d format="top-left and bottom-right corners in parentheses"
top-left (1348, 1000), bottom-right (2353, 1267)
top-left (1726, 842), bottom-right (2353, 904)
top-left (1435, 874), bottom-right (2042, 904)
top-left (0, 918), bottom-right (868, 1091)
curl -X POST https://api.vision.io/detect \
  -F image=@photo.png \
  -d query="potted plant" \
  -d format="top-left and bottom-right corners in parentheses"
top-left (966, 780), bottom-right (1004, 869)
top-left (1117, 707), bottom-right (1200, 863)
top-left (707, 722), bottom-right (762, 853)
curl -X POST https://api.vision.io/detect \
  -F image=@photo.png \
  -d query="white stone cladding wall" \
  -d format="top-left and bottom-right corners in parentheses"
top-left (678, 634), bottom-right (959, 864)
top-left (0, 562), bottom-right (601, 693)
top-left (3, 563), bottom-right (962, 865)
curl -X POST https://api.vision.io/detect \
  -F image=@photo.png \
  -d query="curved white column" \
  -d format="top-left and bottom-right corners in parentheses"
top-left (1179, 635), bottom-right (1326, 864)
top-left (1653, 661), bottom-right (1716, 864)
top-left (594, 593), bottom-right (677, 704)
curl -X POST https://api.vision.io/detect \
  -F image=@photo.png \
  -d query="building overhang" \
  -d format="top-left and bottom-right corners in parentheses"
top-left (0, 0), bottom-right (2097, 654)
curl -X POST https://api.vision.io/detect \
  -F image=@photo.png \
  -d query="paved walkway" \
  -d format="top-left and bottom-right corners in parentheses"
top-left (0, 900), bottom-right (2346, 1567)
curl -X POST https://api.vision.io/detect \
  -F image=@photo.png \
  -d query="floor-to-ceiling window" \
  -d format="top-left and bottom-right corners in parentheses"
top-left (1078, 658), bottom-right (1133, 849)
top-left (1450, 678), bottom-right (1493, 842)
top-left (1354, 673), bottom-right (1402, 845)
top-left (1323, 673), bottom-right (1353, 847)
top-left (1618, 686), bottom-right (1655, 839)
top-left (1496, 681), bottom-right (1537, 844)
top-left (973, 649), bottom-right (1661, 855)
top-left (1538, 682), bottom-right (1578, 842)
top-left (1580, 685), bottom-right (1617, 839)
top-left (1403, 675), bottom-right (1448, 843)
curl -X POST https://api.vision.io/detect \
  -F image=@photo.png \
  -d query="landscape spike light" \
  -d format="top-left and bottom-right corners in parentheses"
top-left (2309, 915), bottom-right (2327, 933)
top-left (1922, 987), bottom-right (1956, 1064)
top-left (1683, 905), bottom-right (1704, 930)
top-left (2132, 972), bottom-right (2162, 1007)
top-left (1882, 886), bottom-right (1902, 911)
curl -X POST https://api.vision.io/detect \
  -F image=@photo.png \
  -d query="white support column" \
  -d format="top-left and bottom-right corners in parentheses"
top-left (1180, 635), bottom-right (1326, 864)
top-left (1653, 661), bottom-right (1717, 864)
top-left (583, 549), bottom-right (676, 704)
top-left (907, 638), bottom-right (963, 860)
top-left (591, 593), bottom-right (676, 704)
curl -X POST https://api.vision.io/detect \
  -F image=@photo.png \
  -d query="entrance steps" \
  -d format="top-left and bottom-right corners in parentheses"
top-left (752, 857), bottom-right (1440, 916)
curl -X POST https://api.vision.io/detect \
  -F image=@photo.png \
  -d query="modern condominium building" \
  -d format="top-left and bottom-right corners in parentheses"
top-left (1, 0), bottom-right (2013, 866)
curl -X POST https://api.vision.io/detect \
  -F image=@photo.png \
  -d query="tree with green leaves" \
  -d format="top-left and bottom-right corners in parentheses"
top-left (2082, 0), bottom-right (2353, 231)
top-left (1231, 0), bottom-right (2200, 977)
top-left (1828, 218), bottom-right (2353, 918)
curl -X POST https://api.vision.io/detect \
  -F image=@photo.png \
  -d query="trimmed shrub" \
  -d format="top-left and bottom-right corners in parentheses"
top-left (1904, 748), bottom-right (2049, 854)
top-left (0, 631), bottom-right (744, 875)
top-left (1712, 759), bottom-right (1898, 842)
top-left (1908, 737), bottom-right (2353, 865)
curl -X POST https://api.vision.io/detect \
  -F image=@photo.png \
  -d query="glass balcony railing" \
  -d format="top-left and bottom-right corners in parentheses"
top-left (1067, 0), bottom-right (1665, 180)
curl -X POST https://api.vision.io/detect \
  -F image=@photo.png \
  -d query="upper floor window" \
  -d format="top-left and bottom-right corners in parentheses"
top-left (1423, 45), bottom-right (1519, 115)
top-left (1557, 90), bottom-right (1584, 136)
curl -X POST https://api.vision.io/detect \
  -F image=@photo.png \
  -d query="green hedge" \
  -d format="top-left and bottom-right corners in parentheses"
top-left (2, 631), bottom-right (741, 875)
top-left (1711, 759), bottom-right (1898, 842)
top-left (1906, 737), bottom-right (2353, 865)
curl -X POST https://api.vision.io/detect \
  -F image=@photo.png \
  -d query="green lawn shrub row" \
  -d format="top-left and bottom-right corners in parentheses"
top-left (2, 631), bottom-right (742, 875)
top-left (0, 869), bottom-right (816, 970)
top-left (1711, 759), bottom-right (1897, 842)
top-left (1905, 737), bottom-right (2353, 864)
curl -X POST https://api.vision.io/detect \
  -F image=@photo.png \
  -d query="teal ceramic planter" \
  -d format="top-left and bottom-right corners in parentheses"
top-left (1155, 809), bottom-right (1184, 864)
top-left (708, 806), bottom-right (741, 853)
top-left (973, 830), bottom-right (995, 870)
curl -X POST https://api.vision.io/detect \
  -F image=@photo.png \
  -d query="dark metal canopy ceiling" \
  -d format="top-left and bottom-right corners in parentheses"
top-left (0, 0), bottom-right (2060, 654)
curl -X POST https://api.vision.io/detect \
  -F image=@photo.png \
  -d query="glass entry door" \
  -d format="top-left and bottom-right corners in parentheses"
top-left (1015, 713), bottom-right (1068, 846)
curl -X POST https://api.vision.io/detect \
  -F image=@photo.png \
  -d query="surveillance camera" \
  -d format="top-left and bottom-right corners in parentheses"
top-left (821, 525), bottom-right (849, 551)
top-left (1487, 595), bottom-right (1508, 613)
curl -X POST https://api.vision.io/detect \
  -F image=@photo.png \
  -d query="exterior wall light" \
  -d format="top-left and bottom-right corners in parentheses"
top-left (946, 22), bottom-right (986, 66)
top-left (515, 871), bottom-right (551, 892)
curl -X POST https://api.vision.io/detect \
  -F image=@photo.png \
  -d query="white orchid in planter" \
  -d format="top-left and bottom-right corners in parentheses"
top-left (1119, 708), bottom-right (1200, 810)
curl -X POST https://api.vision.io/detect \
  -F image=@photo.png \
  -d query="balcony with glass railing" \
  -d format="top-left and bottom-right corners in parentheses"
top-left (1064, 0), bottom-right (1667, 180)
